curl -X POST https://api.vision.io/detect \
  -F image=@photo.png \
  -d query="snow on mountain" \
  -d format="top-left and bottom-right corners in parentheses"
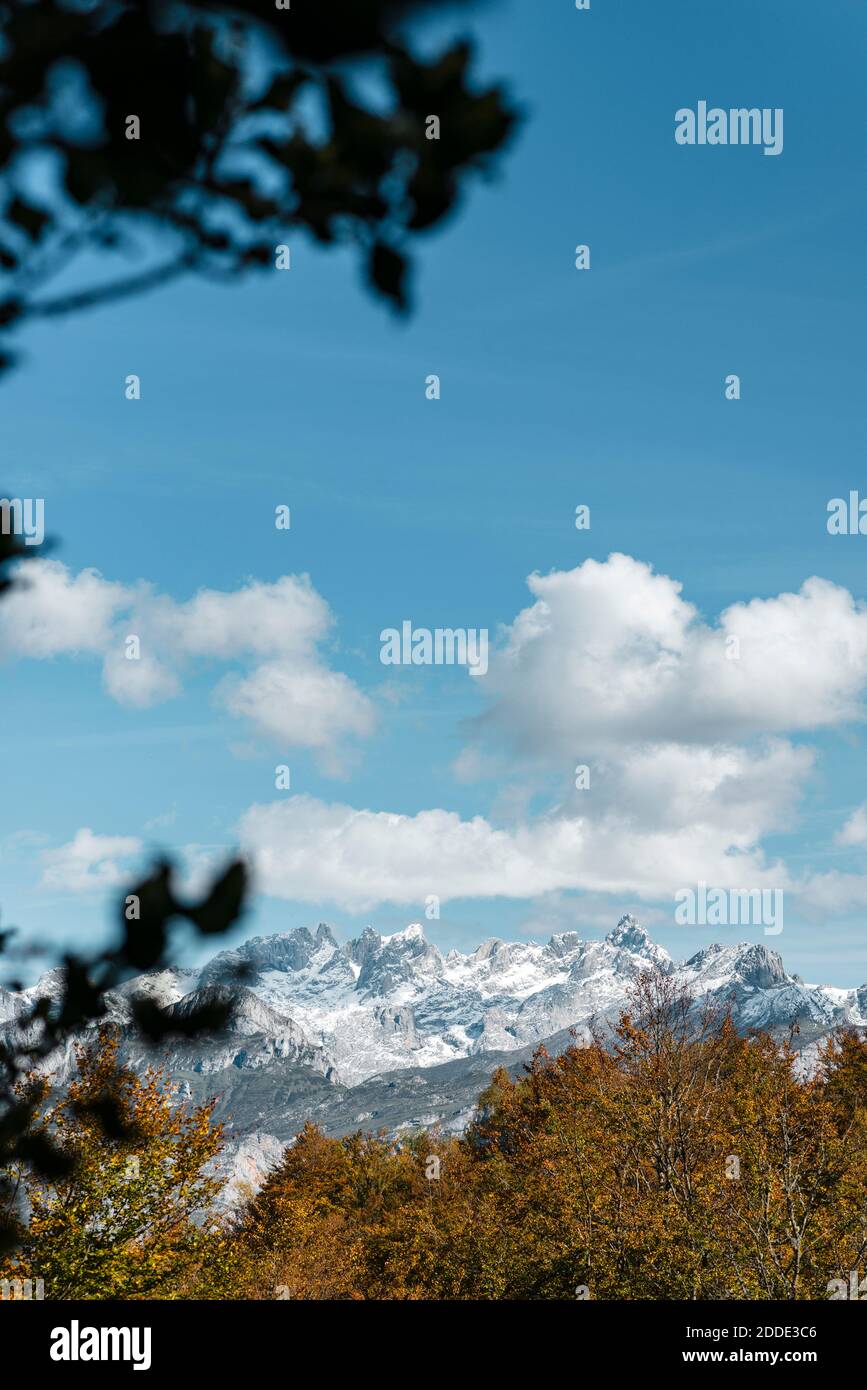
top-left (678, 940), bottom-right (866, 1037)
top-left (190, 913), bottom-right (679, 1083)
top-left (55, 910), bottom-right (852, 1089)
top-left (146, 986), bottom-right (341, 1081)
top-left (108, 968), bottom-right (199, 1016)
top-left (0, 983), bottom-right (24, 1027)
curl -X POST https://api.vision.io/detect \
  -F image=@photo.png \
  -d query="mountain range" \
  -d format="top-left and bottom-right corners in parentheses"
top-left (3, 915), bottom-right (865, 1204)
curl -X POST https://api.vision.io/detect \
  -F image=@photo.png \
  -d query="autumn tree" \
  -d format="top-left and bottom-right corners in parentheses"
top-left (708, 1025), bottom-right (867, 1300)
top-left (819, 1028), bottom-right (867, 1128)
top-left (1, 1029), bottom-right (226, 1299)
top-left (230, 1121), bottom-right (369, 1300)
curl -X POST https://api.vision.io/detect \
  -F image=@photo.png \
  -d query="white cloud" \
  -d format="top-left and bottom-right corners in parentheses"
top-left (298, 554), bottom-right (847, 913)
top-left (218, 661), bottom-right (375, 757)
top-left (796, 870), bottom-right (867, 918)
top-left (836, 803), bottom-right (867, 849)
top-left (170, 577), bottom-right (329, 659)
top-left (1, 561), bottom-right (375, 767)
top-left (16, 551), bottom-right (867, 917)
top-left (566, 740), bottom-right (812, 842)
top-left (0, 560), bottom-right (128, 657)
top-left (235, 555), bottom-right (867, 912)
top-left (475, 554), bottom-right (867, 756)
top-left (303, 553), bottom-right (862, 918)
top-left (40, 828), bottom-right (143, 894)
top-left (102, 643), bottom-right (181, 707)
top-left (238, 770), bottom-right (793, 913)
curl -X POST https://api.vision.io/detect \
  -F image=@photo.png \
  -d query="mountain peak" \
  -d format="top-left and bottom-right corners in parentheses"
top-left (355, 922), bottom-right (443, 995)
top-left (607, 914), bottom-right (649, 949)
top-left (473, 938), bottom-right (505, 961)
top-left (383, 923), bottom-right (426, 945)
top-left (605, 915), bottom-right (672, 970)
top-left (683, 941), bottom-right (789, 990)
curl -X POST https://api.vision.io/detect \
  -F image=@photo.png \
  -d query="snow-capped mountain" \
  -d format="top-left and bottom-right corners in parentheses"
top-left (186, 914), bottom-right (864, 1084)
top-left (3, 916), bottom-right (865, 1194)
top-left (195, 914), bottom-right (680, 1084)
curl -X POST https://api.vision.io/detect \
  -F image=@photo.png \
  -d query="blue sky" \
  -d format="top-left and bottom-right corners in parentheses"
top-left (3, 0), bottom-right (867, 984)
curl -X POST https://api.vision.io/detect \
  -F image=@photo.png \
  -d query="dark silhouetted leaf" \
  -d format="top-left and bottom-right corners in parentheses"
top-left (368, 242), bottom-right (408, 310)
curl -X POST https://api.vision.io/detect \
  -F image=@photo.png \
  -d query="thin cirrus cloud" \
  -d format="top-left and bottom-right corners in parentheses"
top-left (0, 559), bottom-right (375, 768)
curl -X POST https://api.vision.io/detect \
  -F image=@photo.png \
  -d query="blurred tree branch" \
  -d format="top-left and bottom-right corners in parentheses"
top-left (0, 0), bottom-right (520, 367)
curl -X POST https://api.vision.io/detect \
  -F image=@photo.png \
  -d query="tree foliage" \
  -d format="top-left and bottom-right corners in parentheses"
top-left (0, 1030), bottom-right (226, 1298)
top-left (0, 0), bottom-right (519, 369)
